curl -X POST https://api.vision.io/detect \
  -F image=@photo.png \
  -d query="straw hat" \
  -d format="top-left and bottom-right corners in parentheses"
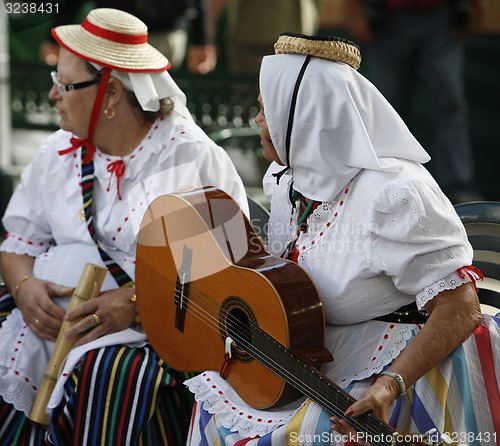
top-left (51, 8), bottom-right (170, 72)
top-left (274, 33), bottom-right (361, 71)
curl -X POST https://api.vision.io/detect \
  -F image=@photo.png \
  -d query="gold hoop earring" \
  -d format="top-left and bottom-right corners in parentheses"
top-left (104, 108), bottom-right (115, 119)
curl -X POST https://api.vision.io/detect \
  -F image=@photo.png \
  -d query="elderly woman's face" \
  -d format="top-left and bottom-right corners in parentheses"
top-left (49, 48), bottom-right (100, 138)
top-left (255, 95), bottom-right (283, 165)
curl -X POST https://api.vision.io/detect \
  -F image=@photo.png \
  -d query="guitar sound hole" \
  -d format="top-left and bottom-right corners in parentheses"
top-left (227, 308), bottom-right (251, 348)
top-left (219, 296), bottom-right (256, 363)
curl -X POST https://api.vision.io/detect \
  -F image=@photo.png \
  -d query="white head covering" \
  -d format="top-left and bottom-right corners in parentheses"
top-left (90, 63), bottom-right (193, 121)
top-left (259, 54), bottom-right (431, 202)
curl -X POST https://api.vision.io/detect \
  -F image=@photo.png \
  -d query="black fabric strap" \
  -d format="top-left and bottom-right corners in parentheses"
top-left (374, 303), bottom-right (429, 324)
top-left (272, 55), bottom-right (312, 185)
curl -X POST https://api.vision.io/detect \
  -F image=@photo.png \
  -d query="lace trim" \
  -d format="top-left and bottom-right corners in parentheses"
top-left (332, 323), bottom-right (415, 388)
top-left (346, 267), bottom-right (482, 384)
top-left (185, 371), bottom-right (301, 438)
top-left (294, 183), bottom-right (351, 257)
top-left (1, 232), bottom-right (54, 258)
top-left (185, 325), bottom-right (415, 437)
top-left (416, 268), bottom-right (476, 310)
top-left (0, 366), bottom-right (38, 416)
top-left (0, 321), bottom-right (38, 416)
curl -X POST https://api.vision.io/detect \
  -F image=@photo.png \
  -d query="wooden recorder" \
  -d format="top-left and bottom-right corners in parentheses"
top-left (29, 263), bottom-right (108, 425)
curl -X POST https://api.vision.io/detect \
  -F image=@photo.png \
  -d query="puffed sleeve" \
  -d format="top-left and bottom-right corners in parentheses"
top-left (193, 141), bottom-right (250, 217)
top-left (367, 177), bottom-right (473, 302)
top-left (1, 137), bottom-right (55, 256)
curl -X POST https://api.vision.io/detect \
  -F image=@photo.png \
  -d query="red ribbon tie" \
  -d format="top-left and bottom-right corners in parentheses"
top-left (107, 160), bottom-right (126, 200)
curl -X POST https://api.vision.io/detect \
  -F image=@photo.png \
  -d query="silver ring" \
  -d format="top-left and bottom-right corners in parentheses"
top-left (92, 313), bottom-right (101, 325)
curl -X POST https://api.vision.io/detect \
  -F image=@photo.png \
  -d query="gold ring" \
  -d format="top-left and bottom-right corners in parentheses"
top-left (92, 313), bottom-right (101, 325)
top-left (34, 318), bottom-right (40, 325)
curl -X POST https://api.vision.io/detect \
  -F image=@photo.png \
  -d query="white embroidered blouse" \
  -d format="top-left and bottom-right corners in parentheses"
top-left (185, 158), bottom-right (477, 438)
top-left (0, 112), bottom-right (248, 416)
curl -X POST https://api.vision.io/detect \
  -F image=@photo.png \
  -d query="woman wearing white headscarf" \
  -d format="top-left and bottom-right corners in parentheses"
top-left (0, 8), bottom-right (247, 445)
top-left (186, 34), bottom-right (500, 445)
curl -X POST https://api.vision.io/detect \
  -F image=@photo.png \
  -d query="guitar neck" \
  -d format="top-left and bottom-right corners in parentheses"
top-left (242, 324), bottom-right (397, 446)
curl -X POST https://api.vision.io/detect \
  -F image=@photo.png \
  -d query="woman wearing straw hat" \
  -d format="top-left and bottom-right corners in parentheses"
top-left (185, 34), bottom-right (500, 445)
top-left (0, 8), bottom-right (248, 445)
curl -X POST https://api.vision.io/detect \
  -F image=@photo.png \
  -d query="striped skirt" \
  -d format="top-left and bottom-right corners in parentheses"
top-left (188, 315), bottom-right (500, 446)
top-left (0, 290), bottom-right (194, 446)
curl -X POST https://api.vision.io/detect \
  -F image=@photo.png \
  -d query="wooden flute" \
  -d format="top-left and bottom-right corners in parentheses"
top-left (29, 263), bottom-right (108, 425)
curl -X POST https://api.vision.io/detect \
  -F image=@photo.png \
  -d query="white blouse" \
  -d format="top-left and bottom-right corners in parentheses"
top-left (0, 112), bottom-right (248, 416)
top-left (2, 113), bottom-right (248, 264)
top-left (185, 159), bottom-right (476, 437)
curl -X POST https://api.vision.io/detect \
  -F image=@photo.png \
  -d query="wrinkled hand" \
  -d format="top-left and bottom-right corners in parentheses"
top-left (64, 288), bottom-right (136, 346)
top-left (16, 277), bottom-right (72, 341)
top-left (331, 375), bottom-right (400, 445)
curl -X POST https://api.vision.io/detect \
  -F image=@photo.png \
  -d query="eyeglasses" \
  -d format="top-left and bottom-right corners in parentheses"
top-left (50, 71), bottom-right (101, 96)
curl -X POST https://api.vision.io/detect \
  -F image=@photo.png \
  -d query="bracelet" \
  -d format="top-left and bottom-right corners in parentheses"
top-left (14, 274), bottom-right (32, 302)
top-left (379, 370), bottom-right (407, 396)
top-left (130, 293), bottom-right (141, 325)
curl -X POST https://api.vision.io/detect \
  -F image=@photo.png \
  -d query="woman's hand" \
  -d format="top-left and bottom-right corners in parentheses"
top-left (15, 277), bottom-right (72, 341)
top-left (330, 281), bottom-right (482, 445)
top-left (331, 374), bottom-right (400, 445)
top-left (64, 287), bottom-right (136, 346)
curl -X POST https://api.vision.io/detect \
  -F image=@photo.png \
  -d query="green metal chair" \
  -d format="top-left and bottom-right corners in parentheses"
top-left (247, 194), bottom-right (269, 245)
top-left (454, 201), bottom-right (500, 315)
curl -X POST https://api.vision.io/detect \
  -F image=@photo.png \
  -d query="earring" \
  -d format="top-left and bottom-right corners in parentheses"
top-left (104, 108), bottom-right (115, 119)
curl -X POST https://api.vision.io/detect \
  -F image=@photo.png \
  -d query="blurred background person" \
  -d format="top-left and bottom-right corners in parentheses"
top-left (346, 0), bottom-right (483, 204)
top-left (213, 0), bottom-right (321, 74)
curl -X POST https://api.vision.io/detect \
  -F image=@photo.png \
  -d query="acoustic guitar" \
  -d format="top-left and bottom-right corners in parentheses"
top-left (136, 186), bottom-right (445, 446)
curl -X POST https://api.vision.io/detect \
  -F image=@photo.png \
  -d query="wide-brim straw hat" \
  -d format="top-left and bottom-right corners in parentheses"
top-left (51, 8), bottom-right (170, 72)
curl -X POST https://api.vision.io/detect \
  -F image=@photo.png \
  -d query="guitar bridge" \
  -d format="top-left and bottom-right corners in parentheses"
top-left (220, 337), bottom-right (235, 379)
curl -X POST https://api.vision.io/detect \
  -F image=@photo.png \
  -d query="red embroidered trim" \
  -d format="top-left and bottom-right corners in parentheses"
top-left (107, 160), bottom-right (126, 200)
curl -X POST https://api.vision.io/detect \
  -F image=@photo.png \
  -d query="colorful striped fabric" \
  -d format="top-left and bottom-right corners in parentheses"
top-left (80, 145), bottom-right (134, 288)
top-left (0, 287), bottom-right (15, 323)
top-left (0, 345), bottom-right (194, 445)
top-left (188, 315), bottom-right (500, 446)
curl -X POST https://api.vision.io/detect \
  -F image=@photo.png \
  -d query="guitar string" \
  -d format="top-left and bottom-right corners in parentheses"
top-left (143, 203), bottom-right (424, 446)
top-left (166, 278), bottom-right (395, 445)
top-left (181, 289), bottom-right (394, 445)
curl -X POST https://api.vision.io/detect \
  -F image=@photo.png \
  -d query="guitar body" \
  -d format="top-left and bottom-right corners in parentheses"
top-left (136, 186), bottom-right (328, 409)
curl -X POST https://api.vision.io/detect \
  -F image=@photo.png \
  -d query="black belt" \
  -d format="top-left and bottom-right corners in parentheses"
top-left (374, 303), bottom-right (429, 324)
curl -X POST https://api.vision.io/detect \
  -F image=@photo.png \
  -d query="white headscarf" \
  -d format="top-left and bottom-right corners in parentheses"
top-left (91, 62), bottom-right (194, 122)
top-left (259, 54), bottom-right (430, 202)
